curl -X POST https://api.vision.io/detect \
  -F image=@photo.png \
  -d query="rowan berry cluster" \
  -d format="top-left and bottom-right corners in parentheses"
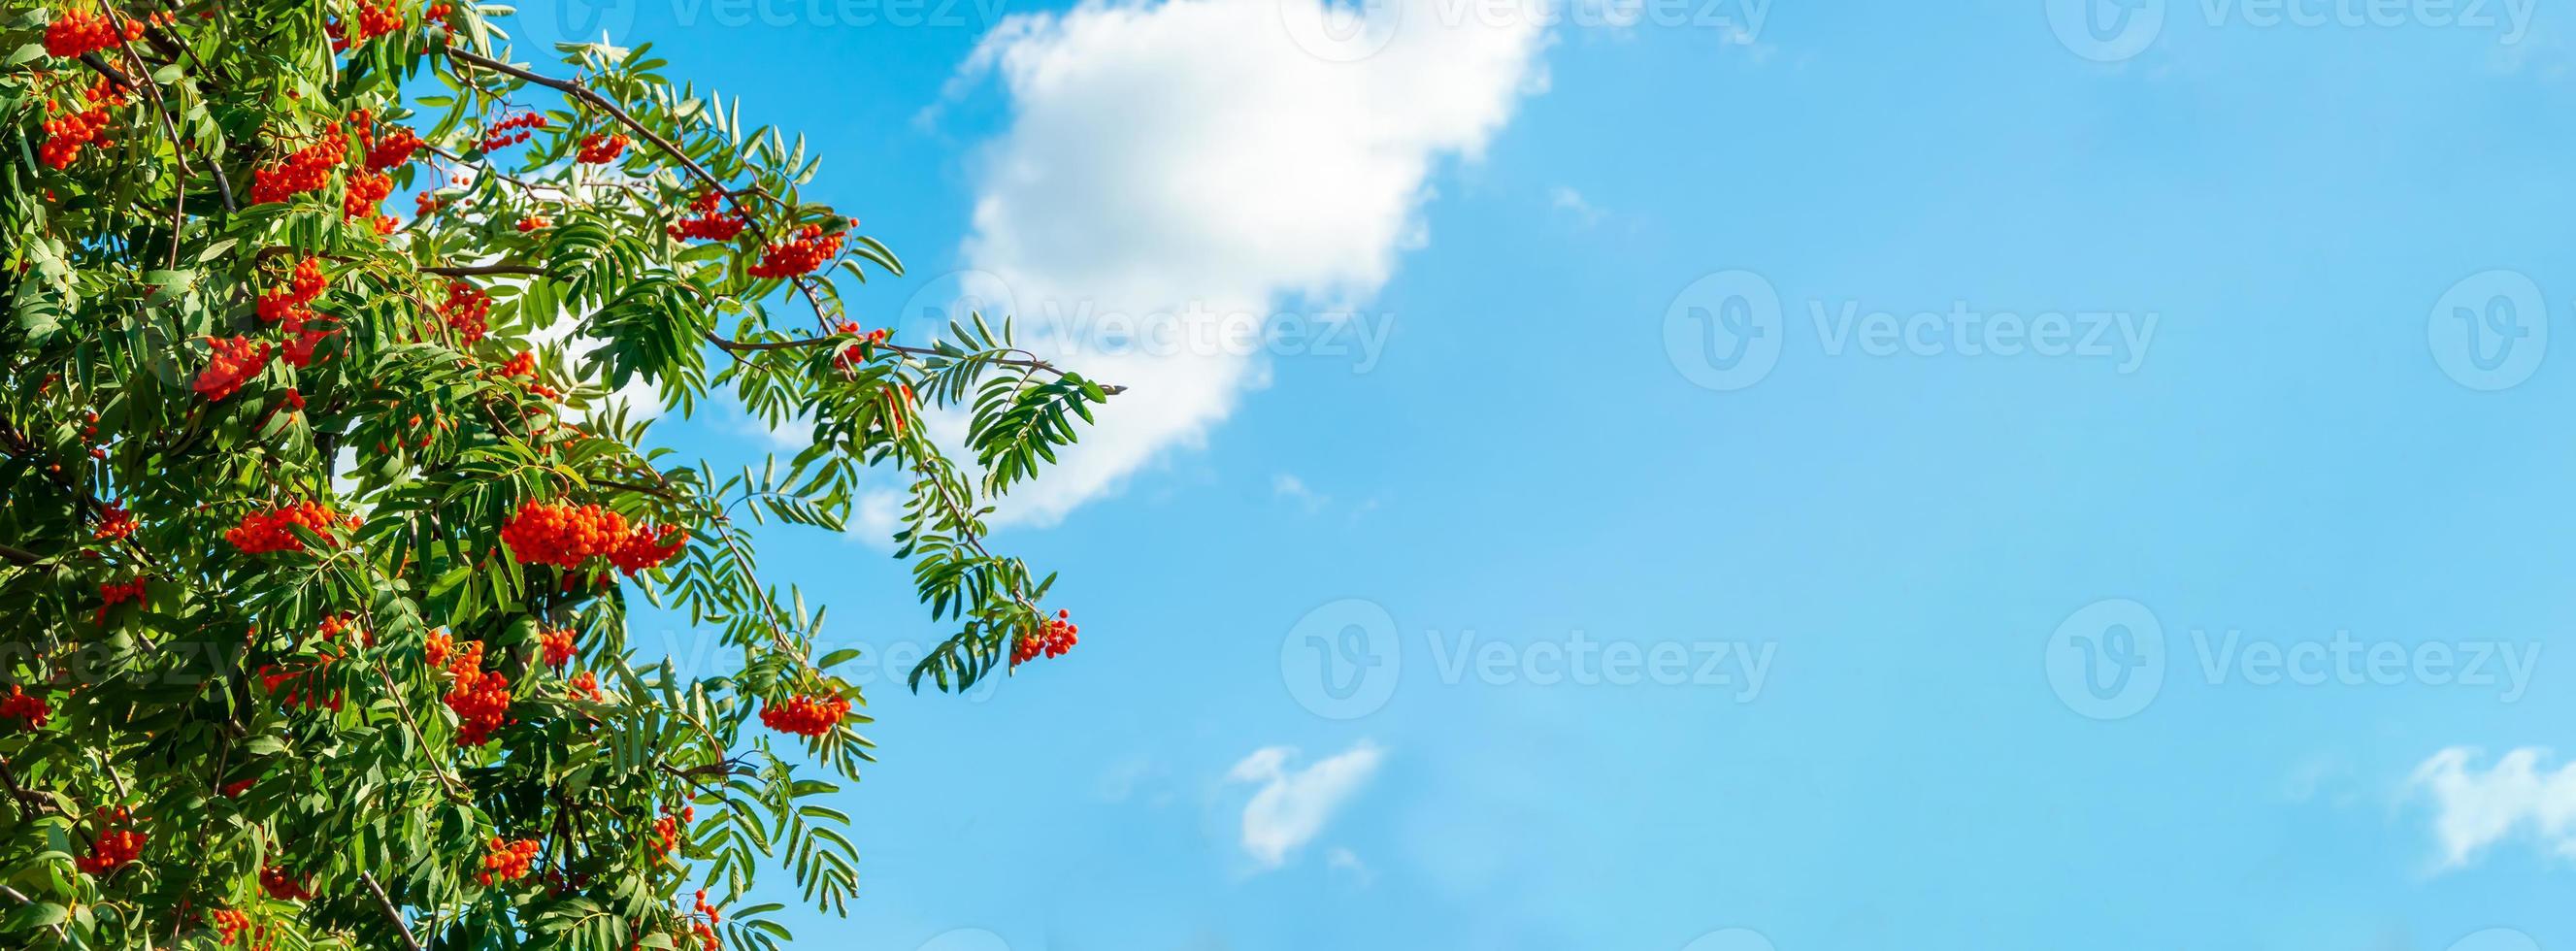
top-left (344, 170), bottom-right (392, 225)
top-left (515, 214), bottom-right (548, 232)
top-left (568, 671), bottom-right (604, 702)
top-left (223, 500), bottom-right (351, 554)
top-left (834, 322), bottom-right (891, 369)
top-left (576, 132), bottom-right (629, 164)
top-left (757, 694), bottom-right (849, 738)
top-left (195, 336), bottom-right (274, 401)
top-left (259, 864), bottom-right (314, 901)
top-left (0, 686), bottom-right (52, 729)
top-left (258, 256), bottom-right (339, 368)
top-left (650, 806), bottom-right (692, 857)
top-left (367, 124), bottom-right (422, 171)
top-left (92, 500), bottom-right (135, 541)
top-left (328, 2), bottom-right (404, 51)
top-left (481, 111), bottom-right (547, 151)
top-left (441, 280), bottom-right (490, 344)
top-left (667, 191), bottom-right (747, 242)
top-left (540, 626), bottom-right (575, 669)
top-left (478, 836), bottom-right (541, 886)
top-left (39, 79), bottom-right (124, 169)
top-left (43, 8), bottom-right (141, 59)
top-left (76, 809), bottom-right (145, 876)
top-left (747, 223), bottom-right (843, 279)
top-left (1011, 609), bottom-right (1079, 666)
top-left (690, 890), bottom-right (723, 950)
top-left (501, 501), bottom-right (687, 574)
top-left (250, 123), bottom-right (349, 204)
top-left (439, 639), bottom-right (512, 745)
top-left (96, 576), bottom-right (146, 622)
top-left (212, 909), bottom-right (252, 944)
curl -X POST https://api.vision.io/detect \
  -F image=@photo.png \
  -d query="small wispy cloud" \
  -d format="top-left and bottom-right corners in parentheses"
top-left (2407, 746), bottom-right (2576, 869)
top-left (1272, 474), bottom-right (1331, 514)
top-left (1227, 740), bottom-right (1385, 869)
top-left (1549, 186), bottom-right (1606, 227)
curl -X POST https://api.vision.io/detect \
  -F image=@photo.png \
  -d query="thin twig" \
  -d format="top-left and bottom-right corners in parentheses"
top-left (362, 872), bottom-right (428, 951)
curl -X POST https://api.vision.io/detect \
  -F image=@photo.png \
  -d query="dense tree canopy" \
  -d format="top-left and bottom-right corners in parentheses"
top-left (0, 3), bottom-right (1113, 947)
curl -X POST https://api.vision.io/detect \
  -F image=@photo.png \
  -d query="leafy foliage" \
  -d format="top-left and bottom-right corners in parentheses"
top-left (0, 2), bottom-right (1113, 948)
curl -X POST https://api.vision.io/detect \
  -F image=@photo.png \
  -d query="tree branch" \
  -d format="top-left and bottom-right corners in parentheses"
top-left (361, 873), bottom-right (427, 951)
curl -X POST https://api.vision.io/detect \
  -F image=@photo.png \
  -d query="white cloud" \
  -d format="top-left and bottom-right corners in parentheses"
top-left (944, 0), bottom-right (1549, 525)
top-left (1226, 739), bottom-right (1386, 868)
top-left (1548, 185), bottom-right (1605, 226)
top-left (2407, 746), bottom-right (2576, 868)
top-left (1272, 473), bottom-right (1329, 513)
top-left (1325, 845), bottom-right (1373, 885)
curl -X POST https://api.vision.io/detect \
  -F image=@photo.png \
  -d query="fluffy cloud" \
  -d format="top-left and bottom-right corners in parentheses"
top-left (2407, 746), bottom-right (2576, 868)
top-left (1227, 739), bottom-right (1386, 868)
top-left (943, 0), bottom-right (1548, 524)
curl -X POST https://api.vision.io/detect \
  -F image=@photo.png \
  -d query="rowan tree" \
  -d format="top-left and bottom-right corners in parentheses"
top-left (0, 3), bottom-right (1114, 947)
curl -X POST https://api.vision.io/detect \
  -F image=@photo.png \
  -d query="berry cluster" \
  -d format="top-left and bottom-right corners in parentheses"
top-left (259, 864), bottom-right (314, 901)
top-left (0, 686), bottom-right (51, 729)
top-left (567, 671), bottom-right (604, 702)
top-left (76, 809), bottom-right (145, 876)
top-left (441, 280), bottom-right (490, 344)
top-left (212, 909), bottom-right (252, 944)
top-left (366, 124), bottom-right (422, 171)
top-left (758, 694), bottom-right (849, 738)
top-left (258, 256), bottom-right (339, 368)
top-left (667, 191), bottom-right (748, 242)
top-left (39, 79), bottom-right (125, 169)
top-left (223, 501), bottom-right (352, 555)
top-left (515, 214), bottom-right (548, 233)
top-left (651, 806), bottom-right (693, 857)
top-left (257, 663), bottom-right (342, 712)
top-left (481, 111), bottom-right (547, 151)
top-left (44, 8), bottom-right (142, 59)
top-left (500, 501), bottom-right (687, 575)
top-left (834, 322), bottom-right (891, 369)
top-left (250, 123), bottom-right (350, 204)
top-left (690, 890), bottom-right (723, 950)
top-left (329, 1), bottom-right (404, 51)
top-left (96, 576), bottom-right (146, 623)
top-left (540, 626), bottom-right (575, 669)
top-left (576, 132), bottom-right (628, 164)
top-left (747, 223), bottom-right (843, 279)
top-left (439, 639), bottom-right (512, 745)
top-left (92, 500), bottom-right (135, 541)
top-left (477, 836), bottom-right (540, 886)
top-left (344, 170), bottom-right (393, 228)
top-left (1011, 609), bottom-right (1080, 666)
top-left (194, 336), bottom-right (275, 402)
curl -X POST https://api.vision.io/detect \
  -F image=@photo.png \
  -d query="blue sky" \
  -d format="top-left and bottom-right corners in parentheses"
top-left (522, 0), bottom-right (2576, 946)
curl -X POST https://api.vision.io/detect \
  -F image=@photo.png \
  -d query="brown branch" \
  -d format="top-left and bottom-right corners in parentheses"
top-left (0, 542), bottom-right (40, 568)
top-left (423, 263), bottom-right (548, 278)
top-left (361, 873), bottom-right (428, 951)
top-left (94, 6), bottom-right (190, 267)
